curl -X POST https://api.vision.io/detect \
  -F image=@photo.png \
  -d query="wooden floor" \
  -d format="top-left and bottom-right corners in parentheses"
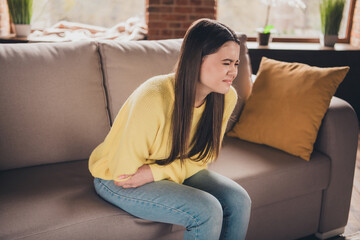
top-left (299, 132), bottom-right (360, 240)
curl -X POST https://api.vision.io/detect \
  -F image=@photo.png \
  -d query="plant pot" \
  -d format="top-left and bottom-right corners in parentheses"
top-left (320, 34), bottom-right (338, 48)
top-left (14, 24), bottom-right (31, 37)
top-left (258, 32), bottom-right (271, 46)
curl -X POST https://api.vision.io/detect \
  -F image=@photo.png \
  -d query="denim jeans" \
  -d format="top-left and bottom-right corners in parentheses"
top-left (94, 169), bottom-right (251, 240)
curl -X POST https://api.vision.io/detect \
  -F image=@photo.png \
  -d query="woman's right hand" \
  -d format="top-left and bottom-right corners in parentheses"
top-left (113, 165), bottom-right (154, 188)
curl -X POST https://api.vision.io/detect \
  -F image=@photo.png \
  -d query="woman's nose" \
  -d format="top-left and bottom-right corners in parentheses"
top-left (228, 65), bottom-right (238, 78)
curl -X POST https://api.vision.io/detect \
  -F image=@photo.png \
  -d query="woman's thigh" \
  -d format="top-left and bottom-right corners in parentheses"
top-left (183, 169), bottom-right (251, 207)
top-left (94, 178), bottom-right (223, 240)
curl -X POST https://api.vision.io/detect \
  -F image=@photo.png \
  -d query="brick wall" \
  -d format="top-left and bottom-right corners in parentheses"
top-left (146, 0), bottom-right (217, 40)
top-left (350, 0), bottom-right (360, 47)
top-left (0, 0), bottom-right (10, 36)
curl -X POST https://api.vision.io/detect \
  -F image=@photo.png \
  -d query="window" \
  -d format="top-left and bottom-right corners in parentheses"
top-left (217, 0), bottom-right (355, 43)
top-left (32, 0), bottom-right (145, 29)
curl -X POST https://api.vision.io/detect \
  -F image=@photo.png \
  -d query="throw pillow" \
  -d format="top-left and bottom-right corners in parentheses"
top-left (227, 57), bottom-right (349, 160)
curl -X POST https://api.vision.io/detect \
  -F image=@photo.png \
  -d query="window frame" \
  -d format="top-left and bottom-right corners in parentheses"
top-left (245, 0), bottom-right (356, 43)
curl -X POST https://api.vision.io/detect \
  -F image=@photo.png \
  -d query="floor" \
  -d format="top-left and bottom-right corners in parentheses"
top-left (344, 132), bottom-right (360, 236)
top-left (298, 132), bottom-right (360, 240)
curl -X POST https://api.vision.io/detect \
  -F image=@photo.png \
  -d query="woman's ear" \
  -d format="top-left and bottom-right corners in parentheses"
top-left (201, 55), bottom-right (208, 62)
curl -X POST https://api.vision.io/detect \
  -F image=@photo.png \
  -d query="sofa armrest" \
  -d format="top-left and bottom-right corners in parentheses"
top-left (314, 96), bottom-right (359, 236)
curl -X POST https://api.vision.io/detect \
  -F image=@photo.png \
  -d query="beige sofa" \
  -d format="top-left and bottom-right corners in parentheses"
top-left (0, 35), bottom-right (358, 240)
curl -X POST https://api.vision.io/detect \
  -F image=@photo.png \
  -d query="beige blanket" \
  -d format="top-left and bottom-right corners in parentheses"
top-left (28, 17), bottom-right (147, 42)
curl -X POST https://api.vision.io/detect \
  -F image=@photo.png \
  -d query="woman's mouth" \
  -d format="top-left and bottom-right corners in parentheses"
top-left (223, 79), bottom-right (233, 85)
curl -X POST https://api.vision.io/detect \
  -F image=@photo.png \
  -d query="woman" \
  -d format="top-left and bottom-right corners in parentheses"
top-left (89, 18), bottom-right (251, 240)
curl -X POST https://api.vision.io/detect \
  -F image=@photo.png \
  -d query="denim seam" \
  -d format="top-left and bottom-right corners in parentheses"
top-left (221, 213), bottom-right (229, 240)
top-left (97, 180), bottom-right (200, 240)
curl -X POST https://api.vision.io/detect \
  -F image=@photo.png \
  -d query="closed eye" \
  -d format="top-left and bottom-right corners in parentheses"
top-left (222, 59), bottom-right (240, 66)
top-left (222, 60), bottom-right (233, 66)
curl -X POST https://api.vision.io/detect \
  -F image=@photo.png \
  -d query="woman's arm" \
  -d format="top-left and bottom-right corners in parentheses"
top-left (108, 85), bottom-right (238, 187)
top-left (89, 89), bottom-right (163, 181)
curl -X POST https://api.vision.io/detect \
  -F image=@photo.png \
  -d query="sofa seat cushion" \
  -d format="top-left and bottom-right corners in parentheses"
top-left (209, 136), bottom-right (330, 209)
top-left (0, 139), bottom-right (330, 239)
top-left (0, 160), bottom-right (172, 240)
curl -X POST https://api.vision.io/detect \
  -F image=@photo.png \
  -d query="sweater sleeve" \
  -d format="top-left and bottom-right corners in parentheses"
top-left (222, 86), bottom-right (238, 140)
top-left (88, 89), bottom-right (162, 181)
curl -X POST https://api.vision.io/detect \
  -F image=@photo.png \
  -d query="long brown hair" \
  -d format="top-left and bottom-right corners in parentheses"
top-left (155, 18), bottom-right (240, 166)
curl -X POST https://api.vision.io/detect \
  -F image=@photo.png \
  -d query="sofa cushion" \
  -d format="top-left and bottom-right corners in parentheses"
top-left (209, 136), bottom-right (330, 208)
top-left (98, 35), bottom-right (252, 128)
top-left (0, 41), bottom-right (110, 170)
top-left (98, 39), bottom-right (182, 124)
top-left (0, 139), bottom-right (330, 240)
top-left (228, 57), bottom-right (349, 160)
top-left (0, 160), bottom-right (173, 240)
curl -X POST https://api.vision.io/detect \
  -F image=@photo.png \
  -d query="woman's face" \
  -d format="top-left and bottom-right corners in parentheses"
top-left (198, 41), bottom-right (240, 96)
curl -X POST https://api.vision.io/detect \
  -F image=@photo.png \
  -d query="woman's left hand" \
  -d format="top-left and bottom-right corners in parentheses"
top-left (114, 165), bottom-right (154, 188)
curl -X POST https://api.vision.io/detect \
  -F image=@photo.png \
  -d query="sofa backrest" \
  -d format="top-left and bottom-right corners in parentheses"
top-left (98, 34), bottom-right (252, 129)
top-left (0, 35), bottom-right (252, 171)
top-left (0, 41), bottom-right (110, 171)
top-left (98, 39), bottom-right (182, 124)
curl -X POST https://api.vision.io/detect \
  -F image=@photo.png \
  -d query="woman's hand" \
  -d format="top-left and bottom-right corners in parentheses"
top-left (114, 165), bottom-right (154, 188)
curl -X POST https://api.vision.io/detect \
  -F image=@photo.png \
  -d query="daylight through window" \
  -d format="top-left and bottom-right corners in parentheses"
top-left (217, 0), bottom-right (352, 40)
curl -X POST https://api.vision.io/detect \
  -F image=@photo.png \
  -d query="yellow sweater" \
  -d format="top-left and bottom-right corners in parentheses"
top-left (89, 73), bottom-right (237, 184)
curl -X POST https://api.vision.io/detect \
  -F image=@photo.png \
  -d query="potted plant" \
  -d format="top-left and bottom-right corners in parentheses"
top-left (258, 0), bottom-right (306, 46)
top-left (7, 0), bottom-right (33, 37)
top-left (320, 0), bottom-right (346, 47)
top-left (257, 1), bottom-right (274, 46)
top-left (257, 25), bottom-right (274, 46)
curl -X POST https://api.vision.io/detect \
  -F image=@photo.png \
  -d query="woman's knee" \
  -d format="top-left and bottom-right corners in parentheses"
top-left (239, 187), bottom-right (252, 209)
top-left (186, 192), bottom-right (223, 234)
top-left (224, 185), bottom-right (252, 216)
top-left (204, 194), bottom-right (223, 224)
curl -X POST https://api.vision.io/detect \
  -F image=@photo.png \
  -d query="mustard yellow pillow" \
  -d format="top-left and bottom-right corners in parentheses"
top-left (227, 57), bottom-right (349, 161)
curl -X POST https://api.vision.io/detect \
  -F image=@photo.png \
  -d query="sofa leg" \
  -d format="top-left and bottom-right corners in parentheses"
top-left (315, 227), bottom-right (345, 239)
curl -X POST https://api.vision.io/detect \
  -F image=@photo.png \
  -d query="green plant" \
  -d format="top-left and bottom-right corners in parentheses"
top-left (320, 0), bottom-right (346, 35)
top-left (263, 25), bottom-right (274, 34)
top-left (7, 0), bottom-right (33, 24)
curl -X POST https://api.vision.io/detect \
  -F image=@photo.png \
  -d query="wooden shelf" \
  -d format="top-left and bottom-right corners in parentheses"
top-left (0, 34), bottom-right (28, 43)
top-left (247, 42), bottom-right (360, 51)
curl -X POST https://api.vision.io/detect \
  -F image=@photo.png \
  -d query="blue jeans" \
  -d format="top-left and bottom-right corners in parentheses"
top-left (94, 169), bottom-right (251, 240)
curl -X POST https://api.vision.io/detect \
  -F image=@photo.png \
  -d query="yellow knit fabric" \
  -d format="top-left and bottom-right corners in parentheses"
top-left (89, 73), bottom-right (237, 184)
